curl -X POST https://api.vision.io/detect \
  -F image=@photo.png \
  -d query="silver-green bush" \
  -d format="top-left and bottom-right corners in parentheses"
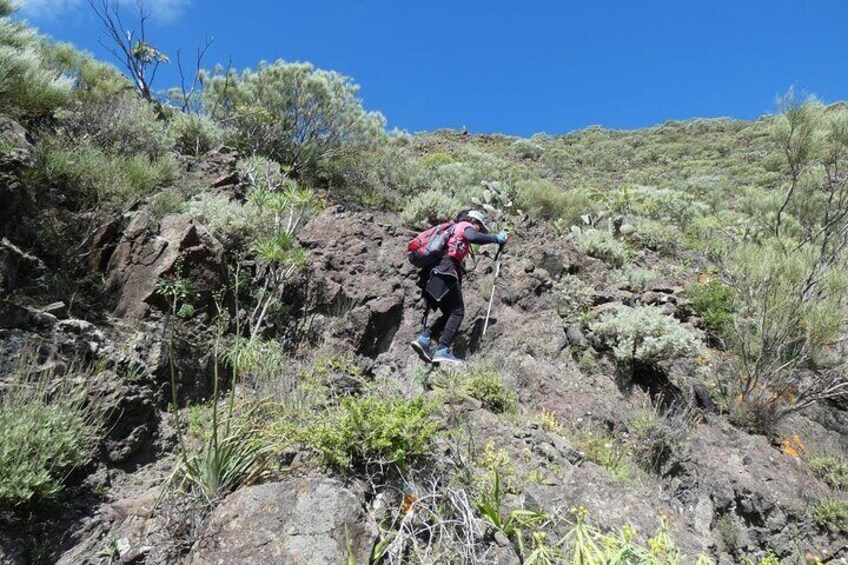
top-left (590, 304), bottom-right (703, 365)
top-left (0, 7), bottom-right (71, 118)
top-left (401, 189), bottom-right (463, 228)
top-left (0, 352), bottom-right (102, 506)
top-left (570, 226), bottom-right (632, 268)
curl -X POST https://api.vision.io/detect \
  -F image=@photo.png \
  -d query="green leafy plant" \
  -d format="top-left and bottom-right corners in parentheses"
top-left (172, 298), bottom-right (273, 502)
top-left (177, 407), bottom-right (274, 501)
top-left (466, 366), bottom-right (518, 414)
top-left (561, 506), bottom-right (684, 564)
top-left (812, 498), bottom-right (848, 535)
top-left (573, 428), bottom-right (634, 483)
top-left (155, 268), bottom-right (194, 316)
top-left (305, 394), bottom-right (440, 470)
top-left (808, 455), bottom-right (848, 490)
top-left (429, 364), bottom-right (518, 416)
top-left (476, 470), bottom-right (554, 560)
top-left (686, 276), bottom-right (737, 339)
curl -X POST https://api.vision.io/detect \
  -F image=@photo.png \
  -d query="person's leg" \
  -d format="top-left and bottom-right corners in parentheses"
top-left (425, 303), bottom-right (449, 341)
top-left (431, 286), bottom-right (465, 365)
top-left (437, 286), bottom-right (464, 349)
top-left (412, 291), bottom-right (447, 362)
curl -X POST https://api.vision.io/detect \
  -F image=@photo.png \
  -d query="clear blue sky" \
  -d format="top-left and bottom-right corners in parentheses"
top-left (16, 0), bottom-right (848, 137)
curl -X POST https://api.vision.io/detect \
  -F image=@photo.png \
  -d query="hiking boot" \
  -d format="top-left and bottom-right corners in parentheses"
top-left (432, 346), bottom-right (463, 366)
top-left (410, 334), bottom-right (433, 363)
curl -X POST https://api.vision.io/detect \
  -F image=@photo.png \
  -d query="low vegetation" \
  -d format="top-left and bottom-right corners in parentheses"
top-left (0, 350), bottom-right (103, 507)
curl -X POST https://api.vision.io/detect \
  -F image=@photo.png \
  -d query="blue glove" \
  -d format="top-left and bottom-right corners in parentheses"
top-left (496, 231), bottom-right (508, 244)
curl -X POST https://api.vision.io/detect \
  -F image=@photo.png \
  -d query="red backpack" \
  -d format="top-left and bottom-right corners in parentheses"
top-left (407, 221), bottom-right (455, 268)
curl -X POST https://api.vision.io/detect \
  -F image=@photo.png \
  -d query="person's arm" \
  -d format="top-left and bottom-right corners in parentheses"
top-left (463, 227), bottom-right (502, 244)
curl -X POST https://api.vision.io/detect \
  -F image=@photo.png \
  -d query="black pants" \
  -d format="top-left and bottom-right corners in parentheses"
top-left (423, 273), bottom-right (464, 349)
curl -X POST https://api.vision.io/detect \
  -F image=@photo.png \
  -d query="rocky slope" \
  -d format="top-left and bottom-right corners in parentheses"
top-left (1, 117), bottom-right (848, 565)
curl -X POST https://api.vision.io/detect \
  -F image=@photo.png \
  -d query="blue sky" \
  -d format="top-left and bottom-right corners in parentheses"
top-left (16, 0), bottom-right (848, 137)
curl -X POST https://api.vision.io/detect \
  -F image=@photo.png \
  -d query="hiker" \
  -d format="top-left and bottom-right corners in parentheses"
top-left (411, 210), bottom-right (507, 365)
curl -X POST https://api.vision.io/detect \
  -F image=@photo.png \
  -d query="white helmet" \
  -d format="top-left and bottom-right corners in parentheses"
top-left (466, 210), bottom-right (489, 233)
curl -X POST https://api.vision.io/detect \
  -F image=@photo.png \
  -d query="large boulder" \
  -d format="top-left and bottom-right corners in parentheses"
top-left (187, 478), bottom-right (378, 564)
top-left (103, 211), bottom-right (226, 319)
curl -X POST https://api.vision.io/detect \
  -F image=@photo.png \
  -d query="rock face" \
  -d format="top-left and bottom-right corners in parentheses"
top-left (103, 211), bottom-right (226, 319)
top-left (187, 478), bottom-right (378, 565)
top-left (298, 208), bottom-right (411, 357)
top-left (0, 118), bottom-right (34, 237)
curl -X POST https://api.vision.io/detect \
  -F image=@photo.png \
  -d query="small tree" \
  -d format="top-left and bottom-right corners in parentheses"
top-left (200, 60), bottom-right (385, 176)
top-left (88, 0), bottom-right (169, 101)
top-left (718, 94), bottom-right (848, 431)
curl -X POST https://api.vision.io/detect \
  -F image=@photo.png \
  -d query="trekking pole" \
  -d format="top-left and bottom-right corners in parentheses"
top-left (482, 244), bottom-right (504, 336)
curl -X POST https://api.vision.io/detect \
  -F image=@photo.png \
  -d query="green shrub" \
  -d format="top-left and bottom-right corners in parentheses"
top-left (201, 60), bottom-right (385, 175)
top-left (0, 352), bottom-right (102, 507)
top-left (124, 154), bottom-right (178, 198)
top-left (27, 141), bottom-right (177, 207)
top-left (465, 365), bottom-right (518, 414)
top-left (812, 498), bottom-right (848, 534)
top-left (57, 92), bottom-right (175, 158)
top-left (633, 218), bottom-right (683, 255)
top-left (401, 189), bottom-right (463, 228)
top-left (686, 277), bottom-right (736, 338)
top-left (608, 265), bottom-right (660, 292)
top-left (808, 455), bottom-right (848, 490)
top-left (512, 138), bottom-right (544, 160)
top-left (0, 11), bottom-right (71, 118)
top-left (418, 151), bottom-right (454, 169)
top-left (600, 184), bottom-right (710, 226)
top-left (169, 112), bottom-right (224, 156)
top-left (723, 239), bottom-right (848, 427)
top-left (715, 513), bottom-right (741, 554)
top-left (306, 394), bottom-right (439, 470)
top-left (570, 227), bottom-right (632, 268)
top-left (516, 179), bottom-right (599, 223)
top-left (331, 137), bottom-right (428, 208)
top-left (43, 42), bottom-right (129, 104)
top-left (589, 305), bottom-right (703, 366)
top-left (150, 188), bottom-right (186, 218)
